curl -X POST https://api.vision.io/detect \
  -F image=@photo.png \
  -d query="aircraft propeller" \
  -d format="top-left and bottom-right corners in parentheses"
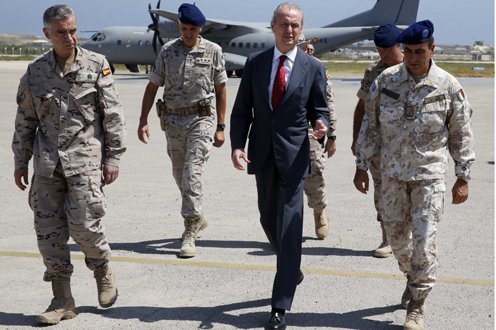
top-left (147, 0), bottom-right (165, 55)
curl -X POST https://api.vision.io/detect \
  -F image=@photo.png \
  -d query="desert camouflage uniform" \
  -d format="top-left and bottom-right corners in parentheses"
top-left (355, 60), bottom-right (475, 299)
top-left (356, 59), bottom-right (389, 221)
top-left (12, 47), bottom-right (127, 281)
top-left (149, 36), bottom-right (227, 220)
top-left (304, 74), bottom-right (336, 211)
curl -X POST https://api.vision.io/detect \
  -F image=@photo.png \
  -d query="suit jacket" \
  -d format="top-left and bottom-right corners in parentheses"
top-left (230, 47), bottom-right (330, 178)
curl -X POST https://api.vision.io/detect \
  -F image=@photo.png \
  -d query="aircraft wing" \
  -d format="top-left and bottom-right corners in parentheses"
top-left (150, 9), bottom-right (269, 33)
top-left (223, 52), bottom-right (247, 71)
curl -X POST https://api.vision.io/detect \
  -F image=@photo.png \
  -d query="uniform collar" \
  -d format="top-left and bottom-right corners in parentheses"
top-left (48, 47), bottom-right (82, 75)
top-left (179, 35), bottom-right (206, 53)
top-left (398, 59), bottom-right (439, 88)
top-left (376, 59), bottom-right (388, 71)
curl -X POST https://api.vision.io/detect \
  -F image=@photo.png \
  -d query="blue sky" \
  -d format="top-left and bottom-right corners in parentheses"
top-left (1, 0), bottom-right (494, 46)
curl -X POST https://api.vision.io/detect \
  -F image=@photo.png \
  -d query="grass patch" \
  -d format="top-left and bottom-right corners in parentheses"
top-left (435, 62), bottom-right (494, 78)
top-left (322, 61), bottom-right (371, 77)
top-left (322, 60), bottom-right (494, 78)
top-left (0, 55), bottom-right (36, 61)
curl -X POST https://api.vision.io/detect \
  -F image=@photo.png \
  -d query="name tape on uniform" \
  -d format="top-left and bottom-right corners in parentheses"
top-left (381, 88), bottom-right (400, 100)
top-left (424, 94), bottom-right (446, 104)
top-left (76, 72), bottom-right (98, 83)
top-left (196, 58), bottom-right (212, 65)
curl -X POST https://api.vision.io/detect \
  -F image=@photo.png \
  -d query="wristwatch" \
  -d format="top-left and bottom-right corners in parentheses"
top-left (328, 135), bottom-right (337, 140)
top-left (217, 123), bottom-right (226, 131)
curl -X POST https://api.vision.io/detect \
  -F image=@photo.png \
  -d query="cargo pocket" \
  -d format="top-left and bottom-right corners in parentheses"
top-left (73, 87), bottom-right (98, 123)
top-left (417, 100), bottom-right (448, 134)
top-left (33, 93), bottom-right (53, 119)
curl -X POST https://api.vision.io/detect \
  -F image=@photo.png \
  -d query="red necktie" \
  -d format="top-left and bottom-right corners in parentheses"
top-left (271, 55), bottom-right (287, 111)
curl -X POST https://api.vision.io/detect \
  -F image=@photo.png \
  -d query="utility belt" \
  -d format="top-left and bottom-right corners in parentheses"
top-left (167, 105), bottom-right (202, 116)
top-left (155, 98), bottom-right (212, 131)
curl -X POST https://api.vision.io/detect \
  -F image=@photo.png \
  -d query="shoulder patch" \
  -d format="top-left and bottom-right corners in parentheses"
top-left (16, 91), bottom-right (25, 105)
top-left (456, 89), bottom-right (465, 101)
top-left (326, 70), bottom-right (330, 80)
top-left (102, 68), bottom-right (111, 76)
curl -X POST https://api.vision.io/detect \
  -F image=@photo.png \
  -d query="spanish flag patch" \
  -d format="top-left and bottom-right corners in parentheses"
top-left (456, 89), bottom-right (465, 101)
top-left (102, 68), bottom-right (111, 76)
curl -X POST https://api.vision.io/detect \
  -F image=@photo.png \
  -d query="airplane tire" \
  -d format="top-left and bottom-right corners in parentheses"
top-left (110, 63), bottom-right (115, 74)
top-left (235, 69), bottom-right (243, 78)
top-left (226, 70), bottom-right (233, 78)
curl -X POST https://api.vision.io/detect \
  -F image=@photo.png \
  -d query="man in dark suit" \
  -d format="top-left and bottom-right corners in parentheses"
top-left (230, 3), bottom-right (329, 329)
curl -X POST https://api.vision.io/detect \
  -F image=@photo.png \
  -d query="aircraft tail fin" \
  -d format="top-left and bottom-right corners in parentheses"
top-left (324, 0), bottom-right (420, 28)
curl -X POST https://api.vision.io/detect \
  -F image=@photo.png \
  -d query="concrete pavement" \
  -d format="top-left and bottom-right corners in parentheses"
top-left (0, 61), bottom-right (493, 329)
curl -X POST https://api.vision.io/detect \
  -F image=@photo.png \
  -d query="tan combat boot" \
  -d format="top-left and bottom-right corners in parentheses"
top-left (94, 265), bottom-right (118, 308)
top-left (35, 277), bottom-right (77, 324)
top-left (401, 278), bottom-right (412, 309)
top-left (314, 209), bottom-right (329, 239)
top-left (404, 297), bottom-right (426, 330)
top-left (374, 222), bottom-right (392, 258)
top-left (180, 214), bottom-right (207, 258)
top-left (181, 213), bottom-right (208, 240)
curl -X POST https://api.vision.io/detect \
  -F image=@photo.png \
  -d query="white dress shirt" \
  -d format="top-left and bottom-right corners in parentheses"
top-left (269, 47), bottom-right (298, 110)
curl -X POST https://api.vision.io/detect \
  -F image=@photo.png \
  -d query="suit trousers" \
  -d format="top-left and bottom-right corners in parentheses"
top-left (255, 148), bottom-right (305, 311)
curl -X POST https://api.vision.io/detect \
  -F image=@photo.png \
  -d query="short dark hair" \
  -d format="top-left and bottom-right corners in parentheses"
top-left (43, 5), bottom-right (76, 31)
top-left (427, 36), bottom-right (435, 48)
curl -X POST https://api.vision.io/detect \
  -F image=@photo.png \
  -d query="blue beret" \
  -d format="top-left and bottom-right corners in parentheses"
top-left (178, 3), bottom-right (206, 26)
top-left (397, 20), bottom-right (434, 45)
top-left (374, 24), bottom-right (400, 48)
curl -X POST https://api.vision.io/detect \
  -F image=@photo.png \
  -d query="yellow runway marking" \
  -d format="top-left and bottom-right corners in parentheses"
top-left (1, 250), bottom-right (493, 287)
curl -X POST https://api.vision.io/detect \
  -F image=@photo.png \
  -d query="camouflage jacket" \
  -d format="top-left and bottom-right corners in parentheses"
top-left (355, 60), bottom-right (475, 181)
top-left (149, 36), bottom-right (228, 110)
top-left (356, 59), bottom-right (388, 101)
top-left (12, 47), bottom-right (127, 178)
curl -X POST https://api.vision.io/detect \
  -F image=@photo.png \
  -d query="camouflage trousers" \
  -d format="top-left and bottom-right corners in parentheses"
top-left (381, 176), bottom-right (445, 300)
top-left (303, 125), bottom-right (328, 212)
top-left (29, 164), bottom-right (110, 282)
top-left (164, 114), bottom-right (214, 221)
top-left (369, 150), bottom-right (382, 222)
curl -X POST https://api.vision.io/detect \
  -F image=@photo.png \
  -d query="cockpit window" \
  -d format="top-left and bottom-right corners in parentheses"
top-left (90, 33), bottom-right (106, 42)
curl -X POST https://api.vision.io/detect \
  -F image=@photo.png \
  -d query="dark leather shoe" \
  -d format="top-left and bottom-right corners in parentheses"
top-left (297, 270), bottom-right (304, 285)
top-left (265, 312), bottom-right (287, 330)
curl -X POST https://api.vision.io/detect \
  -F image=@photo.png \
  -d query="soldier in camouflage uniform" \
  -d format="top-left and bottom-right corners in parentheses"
top-left (352, 24), bottom-right (403, 258)
top-left (12, 5), bottom-right (126, 325)
top-left (354, 20), bottom-right (475, 330)
top-left (138, 3), bottom-right (227, 258)
top-left (298, 33), bottom-right (337, 239)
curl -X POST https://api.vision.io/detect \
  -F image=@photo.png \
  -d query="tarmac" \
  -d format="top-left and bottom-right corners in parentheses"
top-left (0, 61), bottom-right (493, 330)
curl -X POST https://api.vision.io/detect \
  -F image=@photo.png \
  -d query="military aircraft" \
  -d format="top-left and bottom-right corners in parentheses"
top-left (81, 0), bottom-right (419, 77)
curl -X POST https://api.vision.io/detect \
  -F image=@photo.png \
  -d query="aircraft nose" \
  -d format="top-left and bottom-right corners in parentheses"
top-left (80, 40), bottom-right (99, 52)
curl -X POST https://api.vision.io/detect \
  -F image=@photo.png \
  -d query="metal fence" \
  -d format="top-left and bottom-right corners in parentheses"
top-left (1, 46), bottom-right (51, 55)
